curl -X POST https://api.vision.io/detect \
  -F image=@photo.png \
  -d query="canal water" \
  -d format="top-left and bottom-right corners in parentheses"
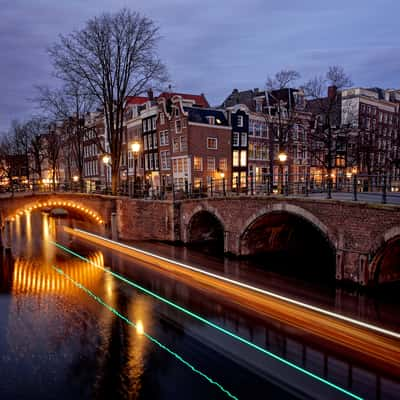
top-left (0, 212), bottom-right (399, 400)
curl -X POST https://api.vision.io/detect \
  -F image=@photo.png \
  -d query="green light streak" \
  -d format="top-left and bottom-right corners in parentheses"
top-left (51, 240), bottom-right (364, 400)
top-left (51, 265), bottom-right (238, 400)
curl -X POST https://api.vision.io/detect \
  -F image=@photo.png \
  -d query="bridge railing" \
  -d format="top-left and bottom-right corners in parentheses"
top-left (1, 174), bottom-right (399, 204)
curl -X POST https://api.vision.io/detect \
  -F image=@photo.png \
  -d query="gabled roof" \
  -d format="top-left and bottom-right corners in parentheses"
top-left (158, 92), bottom-right (209, 108)
top-left (126, 96), bottom-right (148, 105)
top-left (183, 107), bottom-right (228, 126)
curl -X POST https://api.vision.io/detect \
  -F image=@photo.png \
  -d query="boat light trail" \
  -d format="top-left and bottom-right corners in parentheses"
top-left (69, 228), bottom-right (400, 341)
top-left (50, 239), bottom-right (364, 400)
top-left (51, 265), bottom-right (238, 400)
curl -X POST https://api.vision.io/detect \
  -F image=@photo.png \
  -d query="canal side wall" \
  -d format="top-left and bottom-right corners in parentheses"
top-left (116, 198), bottom-right (175, 242)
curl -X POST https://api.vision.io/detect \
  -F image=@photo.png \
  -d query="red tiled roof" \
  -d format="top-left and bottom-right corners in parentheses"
top-left (158, 92), bottom-right (209, 108)
top-left (126, 96), bottom-right (148, 105)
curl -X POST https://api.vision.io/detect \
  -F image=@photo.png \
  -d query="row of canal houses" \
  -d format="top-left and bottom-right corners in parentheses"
top-left (82, 87), bottom-right (314, 193)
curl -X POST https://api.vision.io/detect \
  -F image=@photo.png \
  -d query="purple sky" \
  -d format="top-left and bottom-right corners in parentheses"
top-left (1, 0), bottom-right (399, 132)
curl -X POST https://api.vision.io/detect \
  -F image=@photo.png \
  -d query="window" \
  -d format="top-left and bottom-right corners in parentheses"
top-left (207, 116), bottom-right (215, 125)
top-left (173, 137), bottom-right (179, 152)
top-left (160, 130), bottom-right (169, 146)
top-left (152, 117), bottom-right (157, 130)
top-left (182, 118), bottom-right (187, 128)
top-left (153, 132), bottom-right (158, 148)
top-left (237, 115), bottom-right (243, 127)
top-left (160, 150), bottom-right (170, 170)
top-left (194, 177), bottom-right (202, 188)
top-left (194, 156), bottom-right (203, 171)
top-left (175, 119), bottom-right (181, 133)
top-left (207, 137), bottom-right (218, 149)
top-left (233, 132), bottom-right (239, 147)
top-left (219, 158), bottom-right (227, 171)
top-left (180, 136), bottom-right (187, 152)
top-left (241, 132), bottom-right (247, 146)
top-left (207, 157), bottom-right (216, 171)
top-left (175, 107), bottom-right (179, 117)
top-left (240, 150), bottom-right (247, 167)
top-left (160, 113), bottom-right (165, 125)
top-left (233, 150), bottom-right (239, 167)
top-left (256, 102), bottom-right (262, 112)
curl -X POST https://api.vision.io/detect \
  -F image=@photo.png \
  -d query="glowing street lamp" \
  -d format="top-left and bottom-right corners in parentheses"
top-left (278, 152), bottom-right (288, 163)
top-left (72, 175), bottom-right (79, 182)
top-left (131, 142), bottom-right (140, 197)
top-left (102, 154), bottom-right (111, 193)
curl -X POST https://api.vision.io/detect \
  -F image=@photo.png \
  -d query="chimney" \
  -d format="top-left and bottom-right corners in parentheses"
top-left (147, 88), bottom-right (154, 101)
top-left (328, 85), bottom-right (337, 100)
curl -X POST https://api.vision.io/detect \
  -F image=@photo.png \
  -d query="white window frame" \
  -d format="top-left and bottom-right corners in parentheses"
top-left (207, 137), bottom-right (218, 150)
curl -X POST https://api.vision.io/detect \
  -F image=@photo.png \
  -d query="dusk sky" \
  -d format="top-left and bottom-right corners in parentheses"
top-left (1, 0), bottom-right (399, 133)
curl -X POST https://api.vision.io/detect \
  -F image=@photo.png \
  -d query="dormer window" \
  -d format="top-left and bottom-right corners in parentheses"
top-left (237, 115), bottom-right (243, 127)
top-left (175, 107), bottom-right (179, 117)
top-left (256, 101), bottom-right (262, 113)
top-left (207, 116), bottom-right (215, 125)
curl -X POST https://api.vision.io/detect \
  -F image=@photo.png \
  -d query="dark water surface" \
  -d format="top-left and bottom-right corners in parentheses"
top-left (0, 212), bottom-right (399, 400)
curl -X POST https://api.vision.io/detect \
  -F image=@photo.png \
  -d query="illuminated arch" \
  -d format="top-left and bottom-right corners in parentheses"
top-left (6, 199), bottom-right (104, 225)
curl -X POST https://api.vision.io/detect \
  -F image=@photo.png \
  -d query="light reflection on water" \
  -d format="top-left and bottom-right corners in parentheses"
top-left (0, 211), bottom-right (399, 400)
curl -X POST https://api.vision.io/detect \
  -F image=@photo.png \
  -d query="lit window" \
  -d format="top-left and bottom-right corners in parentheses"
top-left (194, 156), bottom-right (203, 171)
top-left (207, 116), bottom-right (215, 125)
top-left (207, 157), bottom-right (216, 171)
top-left (240, 150), bottom-right (247, 167)
top-left (233, 150), bottom-right (239, 167)
top-left (219, 158), bottom-right (227, 171)
top-left (207, 137), bottom-right (217, 149)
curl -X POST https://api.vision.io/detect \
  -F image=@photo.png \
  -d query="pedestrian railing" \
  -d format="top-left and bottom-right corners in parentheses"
top-left (1, 174), bottom-right (399, 204)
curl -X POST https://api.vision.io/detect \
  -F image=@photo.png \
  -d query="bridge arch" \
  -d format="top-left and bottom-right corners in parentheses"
top-left (3, 197), bottom-right (105, 225)
top-left (369, 226), bottom-right (400, 284)
top-left (184, 205), bottom-right (225, 251)
top-left (239, 203), bottom-right (336, 281)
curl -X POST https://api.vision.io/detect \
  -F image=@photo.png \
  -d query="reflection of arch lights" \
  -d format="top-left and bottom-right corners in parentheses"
top-left (7, 200), bottom-right (104, 224)
top-left (12, 252), bottom-right (104, 295)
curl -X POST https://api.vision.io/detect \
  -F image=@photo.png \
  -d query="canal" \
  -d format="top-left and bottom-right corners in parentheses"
top-left (0, 212), bottom-right (399, 399)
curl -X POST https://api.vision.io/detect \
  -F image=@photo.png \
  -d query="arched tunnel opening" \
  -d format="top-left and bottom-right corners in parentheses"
top-left (187, 211), bottom-right (224, 255)
top-left (241, 212), bottom-right (336, 283)
top-left (373, 237), bottom-right (400, 287)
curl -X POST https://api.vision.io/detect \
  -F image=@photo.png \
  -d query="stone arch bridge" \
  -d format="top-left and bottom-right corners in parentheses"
top-left (1, 193), bottom-right (400, 286)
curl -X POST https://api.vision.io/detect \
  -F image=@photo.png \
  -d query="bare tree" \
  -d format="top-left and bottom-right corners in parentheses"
top-left (26, 117), bottom-right (48, 185)
top-left (264, 69), bottom-right (304, 192)
top-left (266, 69), bottom-right (301, 91)
top-left (304, 65), bottom-right (353, 198)
top-left (43, 124), bottom-right (63, 190)
top-left (48, 8), bottom-right (167, 194)
top-left (36, 82), bottom-right (95, 190)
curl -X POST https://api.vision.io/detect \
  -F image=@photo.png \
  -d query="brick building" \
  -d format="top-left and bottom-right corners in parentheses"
top-left (157, 93), bottom-right (231, 192)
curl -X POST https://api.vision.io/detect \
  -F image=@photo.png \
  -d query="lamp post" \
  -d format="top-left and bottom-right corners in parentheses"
top-left (131, 142), bottom-right (140, 197)
top-left (102, 154), bottom-right (111, 194)
top-left (277, 151), bottom-right (287, 194)
top-left (219, 171), bottom-right (226, 196)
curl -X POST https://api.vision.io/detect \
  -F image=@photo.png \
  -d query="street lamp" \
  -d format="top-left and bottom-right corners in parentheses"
top-left (131, 142), bottom-right (140, 197)
top-left (277, 151), bottom-right (287, 194)
top-left (102, 154), bottom-right (111, 193)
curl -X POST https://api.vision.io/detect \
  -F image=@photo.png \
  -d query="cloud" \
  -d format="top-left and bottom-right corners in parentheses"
top-left (0, 0), bottom-right (399, 131)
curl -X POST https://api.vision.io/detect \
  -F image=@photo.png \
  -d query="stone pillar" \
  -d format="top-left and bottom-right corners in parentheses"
top-left (223, 231), bottom-right (229, 253)
top-left (336, 250), bottom-right (344, 280)
top-left (358, 254), bottom-right (369, 286)
top-left (111, 212), bottom-right (118, 241)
